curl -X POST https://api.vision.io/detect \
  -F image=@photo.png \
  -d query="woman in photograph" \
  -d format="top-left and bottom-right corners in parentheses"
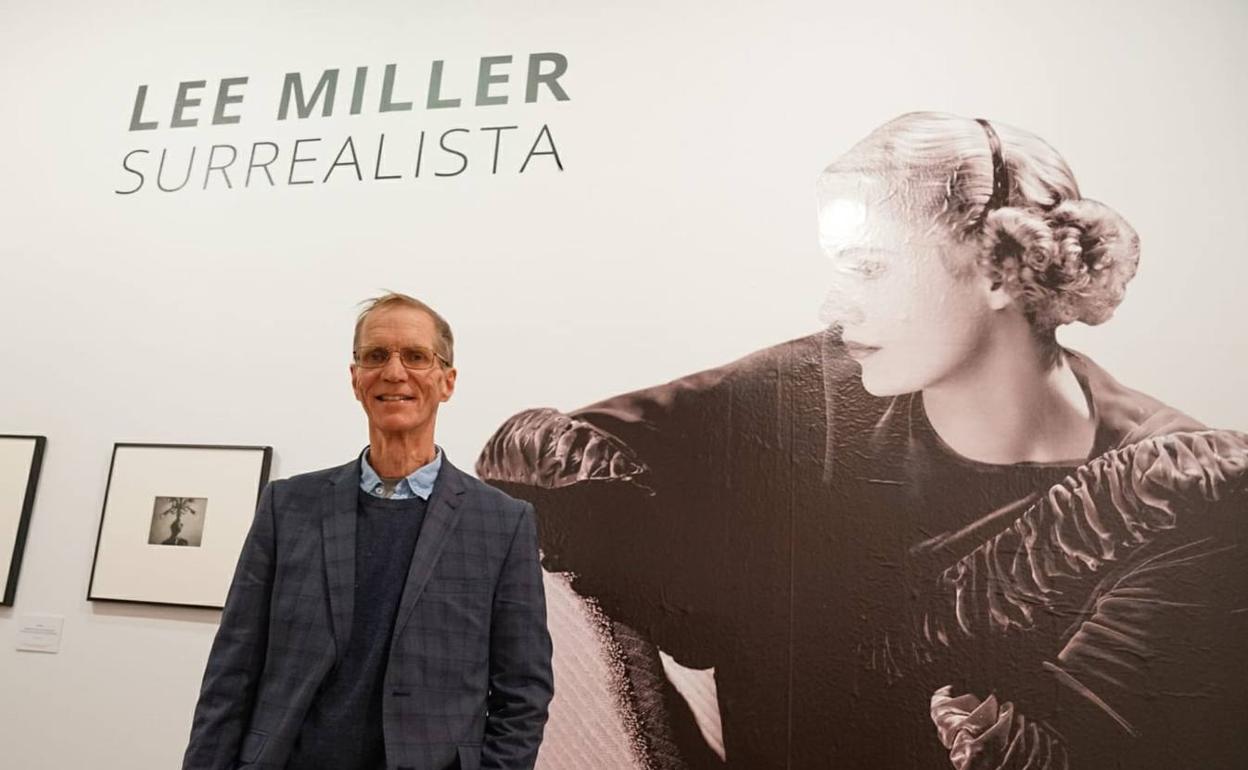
top-left (477, 112), bottom-right (1248, 769)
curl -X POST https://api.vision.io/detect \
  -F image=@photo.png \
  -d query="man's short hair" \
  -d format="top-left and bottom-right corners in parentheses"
top-left (353, 292), bottom-right (455, 366)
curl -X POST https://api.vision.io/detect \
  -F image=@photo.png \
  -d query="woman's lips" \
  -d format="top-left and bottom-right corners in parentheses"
top-left (844, 341), bottom-right (881, 360)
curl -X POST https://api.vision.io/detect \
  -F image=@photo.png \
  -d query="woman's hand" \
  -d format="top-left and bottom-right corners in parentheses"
top-left (930, 686), bottom-right (1068, 770)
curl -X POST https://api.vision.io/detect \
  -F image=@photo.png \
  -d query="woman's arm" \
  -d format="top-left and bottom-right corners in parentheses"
top-left (476, 365), bottom-right (740, 665)
top-left (926, 429), bottom-right (1248, 769)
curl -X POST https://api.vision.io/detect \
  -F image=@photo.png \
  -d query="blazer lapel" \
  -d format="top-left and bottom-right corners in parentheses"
top-left (323, 460), bottom-right (359, 662)
top-left (391, 458), bottom-right (467, 643)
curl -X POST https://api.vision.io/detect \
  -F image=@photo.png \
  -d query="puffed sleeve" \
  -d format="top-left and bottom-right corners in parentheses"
top-left (927, 429), bottom-right (1248, 769)
top-left (476, 333), bottom-right (831, 668)
top-left (476, 362), bottom-right (739, 664)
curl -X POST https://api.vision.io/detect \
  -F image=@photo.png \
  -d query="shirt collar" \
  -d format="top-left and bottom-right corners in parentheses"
top-left (359, 446), bottom-right (443, 500)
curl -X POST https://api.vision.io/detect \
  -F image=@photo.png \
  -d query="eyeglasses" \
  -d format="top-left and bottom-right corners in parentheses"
top-left (352, 345), bottom-right (450, 370)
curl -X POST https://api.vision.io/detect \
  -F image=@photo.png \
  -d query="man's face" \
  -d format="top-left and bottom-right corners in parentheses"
top-left (350, 306), bottom-right (457, 438)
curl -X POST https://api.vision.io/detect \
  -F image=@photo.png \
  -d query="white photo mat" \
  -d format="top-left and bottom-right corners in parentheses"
top-left (88, 443), bottom-right (272, 608)
top-left (0, 435), bottom-right (45, 606)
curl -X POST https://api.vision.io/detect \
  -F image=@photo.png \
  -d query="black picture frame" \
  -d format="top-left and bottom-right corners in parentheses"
top-left (1, 435), bottom-right (47, 606)
top-left (87, 442), bottom-right (273, 609)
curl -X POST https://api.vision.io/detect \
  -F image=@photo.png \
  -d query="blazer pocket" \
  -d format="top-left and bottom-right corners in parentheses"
top-left (457, 743), bottom-right (482, 770)
top-left (239, 730), bottom-right (268, 764)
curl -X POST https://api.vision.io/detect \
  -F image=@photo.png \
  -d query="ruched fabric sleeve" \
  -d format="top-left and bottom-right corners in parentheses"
top-left (475, 362), bottom-right (739, 667)
top-left (926, 430), bottom-right (1248, 769)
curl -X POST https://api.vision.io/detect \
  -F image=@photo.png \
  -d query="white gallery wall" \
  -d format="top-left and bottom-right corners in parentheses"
top-left (1, 0), bottom-right (1246, 767)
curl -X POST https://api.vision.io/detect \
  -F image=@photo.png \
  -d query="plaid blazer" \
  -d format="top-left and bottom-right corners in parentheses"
top-left (183, 456), bottom-right (553, 770)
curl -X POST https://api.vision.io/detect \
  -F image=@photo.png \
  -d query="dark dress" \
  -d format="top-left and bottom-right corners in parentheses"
top-left (477, 330), bottom-right (1248, 769)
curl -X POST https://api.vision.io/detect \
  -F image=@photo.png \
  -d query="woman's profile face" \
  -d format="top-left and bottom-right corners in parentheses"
top-left (817, 176), bottom-right (997, 397)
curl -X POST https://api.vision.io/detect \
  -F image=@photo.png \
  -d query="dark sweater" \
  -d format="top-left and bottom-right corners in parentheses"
top-left (288, 490), bottom-right (428, 770)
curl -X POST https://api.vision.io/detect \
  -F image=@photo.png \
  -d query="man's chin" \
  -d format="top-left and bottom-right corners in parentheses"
top-left (366, 414), bottom-right (429, 436)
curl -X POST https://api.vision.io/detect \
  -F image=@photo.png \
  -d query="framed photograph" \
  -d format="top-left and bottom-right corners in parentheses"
top-left (88, 443), bottom-right (272, 608)
top-left (1, 435), bottom-right (46, 606)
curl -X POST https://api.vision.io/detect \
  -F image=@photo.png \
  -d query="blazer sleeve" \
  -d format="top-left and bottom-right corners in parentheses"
top-left (182, 481), bottom-right (278, 770)
top-left (482, 501), bottom-right (555, 770)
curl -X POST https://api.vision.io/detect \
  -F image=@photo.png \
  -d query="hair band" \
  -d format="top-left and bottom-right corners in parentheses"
top-left (975, 118), bottom-right (1010, 225)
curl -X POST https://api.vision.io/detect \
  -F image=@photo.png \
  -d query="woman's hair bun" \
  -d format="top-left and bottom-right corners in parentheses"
top-left (980, 199), bottom-right (1140, 329)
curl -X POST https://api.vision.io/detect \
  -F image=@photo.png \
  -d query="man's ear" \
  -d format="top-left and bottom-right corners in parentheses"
top-left (349, 363), bottom-right (363, 402)
top-left (440, 367), bottom-right (458, 402)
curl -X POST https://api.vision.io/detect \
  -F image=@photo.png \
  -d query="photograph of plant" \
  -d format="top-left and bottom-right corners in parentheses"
top-left (147, 496), bottom-right (207, 547)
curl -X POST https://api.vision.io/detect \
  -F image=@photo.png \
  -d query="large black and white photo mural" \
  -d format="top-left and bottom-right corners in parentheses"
top-left (477, 112), bottom-right (1248, 769)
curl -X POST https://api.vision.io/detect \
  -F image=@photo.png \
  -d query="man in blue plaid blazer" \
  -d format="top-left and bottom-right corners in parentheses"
top-left (184, 293), bottom-right (553, 770)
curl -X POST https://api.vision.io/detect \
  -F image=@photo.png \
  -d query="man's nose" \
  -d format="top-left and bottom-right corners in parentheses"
top-left (381, 352), bottom-right (409, 380)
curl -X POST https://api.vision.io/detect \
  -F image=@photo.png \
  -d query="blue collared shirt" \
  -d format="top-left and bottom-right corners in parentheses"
top-left (359, 446), bottom-right (443, 500)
